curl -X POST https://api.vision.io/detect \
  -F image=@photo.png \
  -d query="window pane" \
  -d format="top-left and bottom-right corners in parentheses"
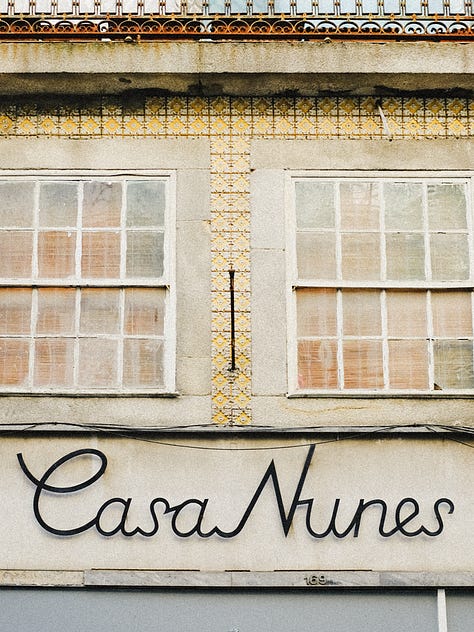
top-left (434, 341), bottom-right (474, 389)
top-left (124, 288), bottom-right (165, 336)
top-left (37, 288), bottom-right (76, 335)
top-left (127, 181), bottom-right (166, 227)
top-left (0, 289), bottom-right (31, 334)
top-left (39, 182), bottom-right (77, 227)
top-left (295, 181), bottom-right (335, 229)
top-left (297, 339), bottom-right (338, 389)
top-left (342, 290), bottom-right (381, 336)
top-left (82, 232), bottom-right (121, 278)
top-left (389, 340), bottom-right (429, 389)
top-left (123, 339), bottom-right (164, 388)
top-left (80, 288), bottom-right (120, 335)
top-left (386, 291), bottom-right (427, 337)
top-left (386, 233), bottom-right (425, 280)
top-left (430, 233), bottom-right (469, 280)
top-left (296, 233), bottom-right (336, 279)
top-left (38, 231), bottom-right (76, 278)
top-left (296, 288), bottom-right (337, 337)
top-left (384, 182), bottom-right (423, 230)
top-left (83, 182), bottom-right (122, 228)
top-left (428, 183), bottom-right (467, 230)
top-left (78, 338), bottom-right (118, 388)
top-left (126, 231), bottom-right (164, 278)
top-left (343, 340), bottom-right (384, 389)
top-left (341, 233), bottom-right (380, 280)
top-left (431, 291), bottom-right (472, 338)
top-left (0, 231), bottom-right (33, 278)
top-left (0, 339), bottom-right (29, 386)
top-left (0, 181), bottom-right (34, 227)
top-left (34, 338), bottom-right (74, 387)
top-left (340, 182), bottom-right (380, 231)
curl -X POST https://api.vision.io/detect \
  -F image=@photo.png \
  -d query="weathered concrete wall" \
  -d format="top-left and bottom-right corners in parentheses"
top-left (0, 41), bottom-right (473, 96)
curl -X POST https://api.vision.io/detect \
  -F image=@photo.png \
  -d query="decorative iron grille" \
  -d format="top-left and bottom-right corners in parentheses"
top-left (0, 0), bottom-right (472, 39)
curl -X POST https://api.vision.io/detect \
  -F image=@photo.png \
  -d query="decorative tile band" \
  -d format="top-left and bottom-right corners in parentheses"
top-left (0, 95), bottom-right (472, 424)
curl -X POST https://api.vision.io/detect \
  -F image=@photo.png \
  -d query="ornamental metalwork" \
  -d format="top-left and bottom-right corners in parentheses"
top-left (0, 0), bottom-right (472, 39)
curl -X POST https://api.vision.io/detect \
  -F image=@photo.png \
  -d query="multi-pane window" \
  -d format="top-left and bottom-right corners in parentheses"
top-left (289, 175), bottom-right (474, 393)
top-left (0, 175), bottom-right (174, 393)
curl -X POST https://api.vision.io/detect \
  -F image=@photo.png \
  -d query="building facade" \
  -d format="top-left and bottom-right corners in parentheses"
top-left (0, 8), bottom-right (473, 630)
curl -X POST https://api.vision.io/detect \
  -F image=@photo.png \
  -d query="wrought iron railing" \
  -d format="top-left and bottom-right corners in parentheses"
top-left (0, 0), bottom-right (472, 39)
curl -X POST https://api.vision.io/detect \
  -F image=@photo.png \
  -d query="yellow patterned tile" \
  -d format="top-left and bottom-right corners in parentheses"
top-left (213, 353), bottom-right (229, 371)
top-left (340, 98), bottom-right (357, 114)
top-left (0, 115), bottom-right (13, 133)
top-left (213, 411), bottom-right (229, 424)
top-left (340, 117), bottom-right (358, 134)
top-left (234, 411), bottom-right (251, 425)
top-left (104, 118), bottom-right (121, 133)
top-left (254, 117), bottom-right (272, 134)
top-left (275, 117), bottom-right (294, 135)
top-left (146, 117), bottom-right (164, 133)
top-left (124, 117), bottom-right (143, 134)
top-left (210, 97), bottom-right (229, 114)
top-left (296, 98), bottom-right (314, 114)
top-left (168, 97), bottom-right (185, 114)
top-left (212, 391), bottom-right (229, 408)
top-left (448, 99), bottom-right (465, 115)
top-left (319, 97), bottom-right (337, 114)
top-left (296, 117), bottom-right (314, 134)
top-left (318, 118), bottom-right (337, 135)
top-left (234, 390), bottom-right (250, 407)
top-left (60, 117), bottom-right (78, 134)
top-left (448, 119), bottom-right (466, 135)
top-left (39, 117), bottom-right (56, 133)
top-left (426, 119), bottom-right (445, 134)
top-left (18, 118), bottom-right (36, 133)
top-left (168, 117), bottom-right (186, 133)
top-left (361, 97), bottom-right (377, 113)
top-left (82, 117), bottom-right (100, 133)
top-left (189, 117), bottom-right (207, 134)
top-left (233, 117), bottom-right (250, 133)
top-left (405, 98), bottom-right (422, 115)
top-left (361, 117), bottom-right (380, 134)
top-left (427, 99), bottom-right (444, 115)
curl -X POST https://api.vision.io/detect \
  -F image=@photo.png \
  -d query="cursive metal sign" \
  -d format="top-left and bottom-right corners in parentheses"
top-left (17, 445), bottom-right (454, 540)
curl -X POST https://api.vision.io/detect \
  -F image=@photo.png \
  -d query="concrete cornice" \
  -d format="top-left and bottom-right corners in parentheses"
top-left (0, 40), bottom-right (473, 96)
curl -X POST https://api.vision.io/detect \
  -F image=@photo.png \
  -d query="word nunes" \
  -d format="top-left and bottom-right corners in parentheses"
top-left (17, 446), bottom-right (454, 540)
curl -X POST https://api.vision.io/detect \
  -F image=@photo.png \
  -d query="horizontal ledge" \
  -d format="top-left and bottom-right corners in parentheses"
top-left (82, 570), bottom-right (474, 588)
top-left (0, 41), bottom-right (473, 96)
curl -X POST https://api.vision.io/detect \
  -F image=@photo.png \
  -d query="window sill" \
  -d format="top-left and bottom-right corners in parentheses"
top-left (287, 391), bottom-right (474, 399)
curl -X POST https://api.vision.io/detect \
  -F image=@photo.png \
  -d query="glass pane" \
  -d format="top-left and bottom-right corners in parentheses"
top-left (0, 339), bottom-right (29, 386)
top-left (428, 183), bottom-right (467, 230)
top-left (127, 181), bottom-right (166, 227)
top-left (295, 181), bottom-right (335, 230)
top-left (78, 338), bottom-right (118, 388)
top-left (0, 181), bottom-right (34, 227)
top-left (297, 339), bottom-right (338, 389)
top-left (340, 182), bottom-right (380, 231)
top-left (39, 182), bottom-right (77, 227)
top-left (386, 290), bottom-right (427, 337)
top-left (384, 182), bottom-right (423, 230)
top-left (342, 290), bottom-right (381, 336)
top-left (37, 288), bottom-right (76, 335)
top-left (343, 340), bottom-right (384, 389)
top-left (123, 339), bottom-right (164, 388)
top-left (430, 233), bottom-right (469, 280)
top-left (80, 288), bottom-right (120, 334)
top-left (296, 288), bottom-right (337, 337)
top-left (82, 232), bottom-right (121, 278)
top-left (341, 233), bottom-right (380, 280)
top-left (431, 291), bottom-right (472, 337)
top-left (124, 288), bottom-right (165, 335)
top-left (389, 340), bottom-right (429, 389)
top-left (434, 341), bottom-right (474, 389)
top-left (126, 231), bottom-right (164, 278)
top-left (386, 233), bottom-right (425, 280)
top-left (0, 231), bottom-right (33, 278)
top-left (38, 231), bottom-right (76, 278)
top-left (34, 339), bottom-right (74, 387)
top-left (0, 289), bottom-right (31, 334)
top-left (296, 233), bottom-right (336, 279)
top-left (83, 182), bottom-right (122, 228)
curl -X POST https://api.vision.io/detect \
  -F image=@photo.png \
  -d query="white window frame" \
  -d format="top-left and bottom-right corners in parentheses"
top-left (286, 169), bottom-right (474, 396)
top-left (0, 169), bottom-right (176, 395)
